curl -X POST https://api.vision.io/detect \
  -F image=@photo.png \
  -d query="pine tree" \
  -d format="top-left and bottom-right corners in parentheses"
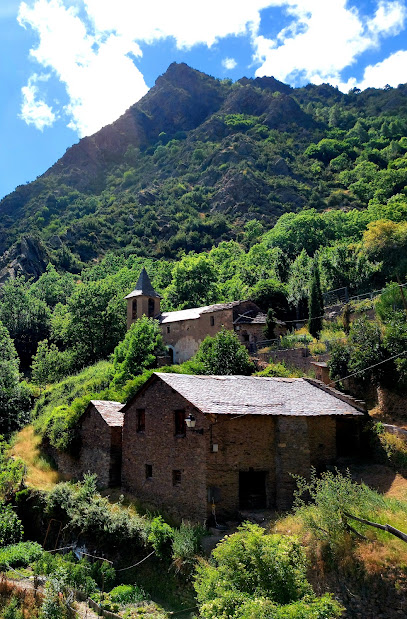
top-left (308, 262), bottom-right (324, 338)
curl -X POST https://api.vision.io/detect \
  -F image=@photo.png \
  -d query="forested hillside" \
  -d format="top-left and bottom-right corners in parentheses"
top-left (1, 62), bottom-right (407, 271)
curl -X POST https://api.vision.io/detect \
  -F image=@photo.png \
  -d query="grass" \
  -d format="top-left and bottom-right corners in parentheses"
top-left (11, 426), bottom-right (61, 491)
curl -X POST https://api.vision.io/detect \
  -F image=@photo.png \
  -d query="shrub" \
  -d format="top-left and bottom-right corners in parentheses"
top-left (0, 503), bottom-right (23, 548)
top-left (109, 584), bottom-right (147, 605)
top-left (293, 469), bottom-right (386, 551)
top-left (172, 522), bottom-right (204, 573)
top-left (194, 523), bottom-right (343, 618)
top-left (0, 542), bottom-right (43, 569)
top-left (194, 329), bottom-right (254, 375)
top-left (372, 422), bottom-right (407, 474)
top-left (147, 516), bottom-right (174, 558)
top-left (255, 362), bottom-right (303, 378)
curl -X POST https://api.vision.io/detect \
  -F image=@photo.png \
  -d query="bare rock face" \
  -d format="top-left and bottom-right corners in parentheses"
top-left (210, 169), bottom-right (270, 216)
top-left (0, 237), bottom-right (48, 286)
top-left (43, 63), bottom-right (226, 190)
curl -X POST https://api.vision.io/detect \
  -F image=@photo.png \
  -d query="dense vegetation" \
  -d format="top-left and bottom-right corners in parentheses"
top-left (1, 64), bottom-right (407, 617)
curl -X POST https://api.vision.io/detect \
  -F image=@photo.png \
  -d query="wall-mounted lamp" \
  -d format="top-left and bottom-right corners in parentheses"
top-left (185, 414), bottom-right (204, 434)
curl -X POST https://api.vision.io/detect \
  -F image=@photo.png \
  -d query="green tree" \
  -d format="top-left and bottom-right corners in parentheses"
top-left (0, 321), bottom-right (31, 436)
top-left (31, 340), bottom-right (75, 386)
top-left (66, 278), bottom-right (127, 365)
top-left (113, 316), bottom-right (164, 384)
top-left (0, 277), bottom-right (51, 366)
top-left (195, 329), bottom-right (254, 375)
top-left (165, 253), bottom-right (218, 309)
top-left (308, 262), bottom-right (324, 338)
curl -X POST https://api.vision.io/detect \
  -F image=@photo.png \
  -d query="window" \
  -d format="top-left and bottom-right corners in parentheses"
top-left (174, 409), bottom-right (186, 436)
top-left (167, 326), bottom-right (170, 334)
top-left (145, 464), bottom-right (152, 479)
top-left (172, 470), bottom-right (181, 486)
top-left (132, 299), bottom-right (137, 319)
top-left (136, 409), bottom-right (145, 433)
top-left (148, 298), bottom-right (155, 317)
top-left (210, 316), bottom-right (215, 326)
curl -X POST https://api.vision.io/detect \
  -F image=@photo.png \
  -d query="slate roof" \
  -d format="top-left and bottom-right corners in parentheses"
top-left (154, 373), bottom-right (364, 417)
top-left (125, 268), bottom-right (161, 299)
top-left (90, 400), bottom-right (124, 427)
top-left (159, 301), bottom-right (250, 324)
top-left (234, 311), bottom-right (267, 325)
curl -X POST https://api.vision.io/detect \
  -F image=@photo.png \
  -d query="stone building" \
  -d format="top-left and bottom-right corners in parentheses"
top-left (125, 269), bottom-right (280, 363)
top-left (121, 372), bottom-right (365, 522)
top-left (49, 400), bottom-right (124, 488)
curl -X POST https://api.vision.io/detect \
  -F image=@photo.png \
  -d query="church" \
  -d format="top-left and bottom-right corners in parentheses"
top-left (125, 268), bottom-right (273, 363)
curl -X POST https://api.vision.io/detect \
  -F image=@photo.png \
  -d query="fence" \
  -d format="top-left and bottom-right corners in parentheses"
top-left (87, 597), bottom-right (121, 619)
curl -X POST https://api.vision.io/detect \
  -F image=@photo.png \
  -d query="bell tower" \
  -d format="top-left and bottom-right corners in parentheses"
top-left (125, 268), bottom-right (161, 329)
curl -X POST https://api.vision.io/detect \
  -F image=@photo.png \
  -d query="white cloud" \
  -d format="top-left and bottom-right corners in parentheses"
top-left (341, 49), bottom-right (407, 92)
top-left (18, 0), bottom-right (148, 136)
top-left (222, 57), bottom-right (237, 70)
top-left (253, 0), bottom-right (407, 87)
top-left (20, 73), bottom-right (56, 130)
top-left (17, 0), bottom-right (407, 136)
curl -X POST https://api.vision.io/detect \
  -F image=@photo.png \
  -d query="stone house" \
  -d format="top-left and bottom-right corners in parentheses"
top-left (125, 269), bottom-right (282, 362)
top-left (121, 372), bottom-right (365, 522)
top-left (49, 400), bottom-right (124, 488)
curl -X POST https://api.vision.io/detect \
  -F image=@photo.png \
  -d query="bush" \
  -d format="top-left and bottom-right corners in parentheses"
top-left (255, 362), bottom-right (303, 378)
top-left (172, 522), bottom-right (204, 573)
top-left (44, 475), bottom-right (149, 549)
top-left (194, 329), bottom-right (254, 375)
top-left (293, 469), bottom-right (386, 552)
top-left (0, 503), bottom-right (23, 548)
top-left (147, 516), bottom-right (174, 558)
top-left (0, 542), bottom-right (43, 569)
top-left (194, 523), bottom-right (343, 618)
top-left (109, 584), bottom-right (147, 605)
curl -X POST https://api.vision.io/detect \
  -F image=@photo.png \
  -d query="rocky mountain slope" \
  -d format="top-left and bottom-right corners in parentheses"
top-left (1, 62), bottom-right (407, 277)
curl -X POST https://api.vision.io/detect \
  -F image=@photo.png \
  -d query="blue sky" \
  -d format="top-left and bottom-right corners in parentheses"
top-left (1, 0), bottom-right (407, 200)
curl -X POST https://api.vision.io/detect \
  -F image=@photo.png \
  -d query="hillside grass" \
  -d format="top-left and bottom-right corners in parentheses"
top-left (11, 426), bottom-right (61, 490)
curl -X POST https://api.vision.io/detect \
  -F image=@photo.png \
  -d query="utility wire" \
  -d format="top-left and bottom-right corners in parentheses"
top-left (116, 550), bottom-right (155, 572)
top-left (332, 349), bottom-right (407, 385)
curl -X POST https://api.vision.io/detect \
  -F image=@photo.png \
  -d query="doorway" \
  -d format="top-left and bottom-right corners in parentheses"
top-left (239, 470), bottom-right (267, 509)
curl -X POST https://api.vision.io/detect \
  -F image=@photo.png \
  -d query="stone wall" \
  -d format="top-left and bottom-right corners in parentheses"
top-left (122, 378), bottom-right (210, 522)
top-left (46, 406), bottom-right (121, 488)
top-left (377, 386), bottom-right (407, 417)
top-left (268, 348), bottom-right (330, 372)
top-left (207, 416), bottom-right (276, 516)
top-left (122, 376), bottom-right (343, 521)
top-left (161, 308), bottom-right (234, 363)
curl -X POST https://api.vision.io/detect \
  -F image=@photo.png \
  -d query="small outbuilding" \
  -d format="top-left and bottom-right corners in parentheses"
top-left (121, 373), bottom-right (365, 522)
top-left (49, 400), bottom-right (124, 488)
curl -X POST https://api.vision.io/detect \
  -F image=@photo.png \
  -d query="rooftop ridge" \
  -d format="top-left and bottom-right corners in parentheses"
top-left (303, 377), bottom-right (367, 413)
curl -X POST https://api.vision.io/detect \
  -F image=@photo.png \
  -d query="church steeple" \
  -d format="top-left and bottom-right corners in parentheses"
top-left (125, 268), bottom-right (161, 328)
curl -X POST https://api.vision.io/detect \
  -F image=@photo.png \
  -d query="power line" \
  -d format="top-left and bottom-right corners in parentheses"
top-left (116, 550), bottom-right (155, 572)
top-left (332, 349), bottom-right (407, 385)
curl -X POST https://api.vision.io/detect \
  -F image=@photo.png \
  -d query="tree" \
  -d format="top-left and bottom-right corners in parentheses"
top-left (264, 308), bottom-right (276, 340)
top-left (113, 316), bottom-right (164, 384)
top-left (362, 219), bottom-right (407, 281)
top-left (308, 262), bottom-right (324, 338)
top-left (66, 277), bottom-right (127, 365)
top-left (195, 329), bottom-right (254, 375)
top-left (31, 340), bottom-right (74, 386)
top-left (0, 321), bottom-right (31, 436)
top-left (165, 253), bottom-right (219, 310)
top-left (0, 277), bottom-right (51, 367)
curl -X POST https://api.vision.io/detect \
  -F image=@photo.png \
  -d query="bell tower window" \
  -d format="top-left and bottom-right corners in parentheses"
top-left (132, 299), bottom-right (137, 319)
top-left (148, 298), bottom-right (155, 317)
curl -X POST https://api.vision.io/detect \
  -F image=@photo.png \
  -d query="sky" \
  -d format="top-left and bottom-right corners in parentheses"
top-left (1, 0), bottom-right (407, 200)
